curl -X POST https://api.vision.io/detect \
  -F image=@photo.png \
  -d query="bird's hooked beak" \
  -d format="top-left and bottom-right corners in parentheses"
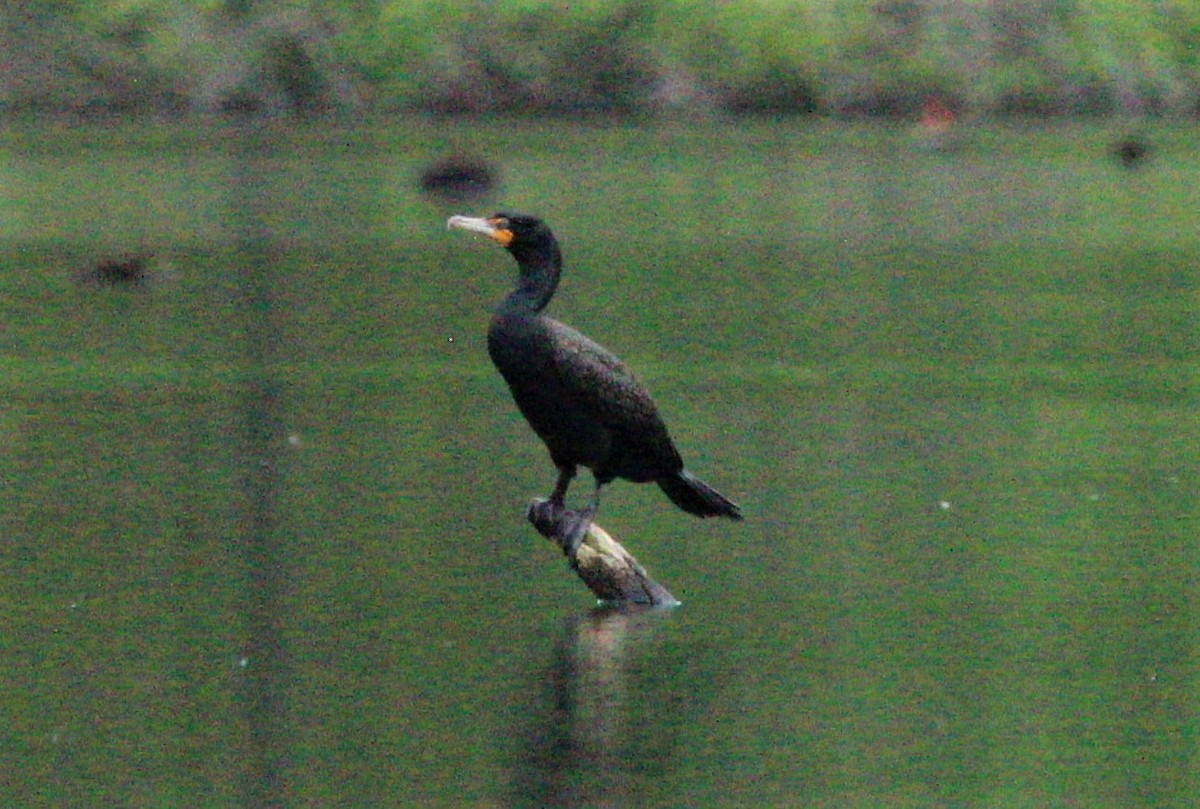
top-left (447, 215), bottom-right (514, 247)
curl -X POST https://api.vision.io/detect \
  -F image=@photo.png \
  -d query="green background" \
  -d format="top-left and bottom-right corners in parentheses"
top-left (1, 118), bottom-right (1196, 806)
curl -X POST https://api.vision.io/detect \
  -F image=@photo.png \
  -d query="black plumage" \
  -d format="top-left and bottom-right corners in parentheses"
top-left (448, 212), bottom-right (741, 544)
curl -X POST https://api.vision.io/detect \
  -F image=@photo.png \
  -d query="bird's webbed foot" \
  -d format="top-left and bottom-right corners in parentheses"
top-left (526, 499), bottom-right (595, 562)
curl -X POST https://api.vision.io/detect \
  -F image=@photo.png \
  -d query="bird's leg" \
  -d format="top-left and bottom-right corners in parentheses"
top-left (562, 479), bottom-right (603, 558)
top-left (548, 465), bottom-right (576, 511)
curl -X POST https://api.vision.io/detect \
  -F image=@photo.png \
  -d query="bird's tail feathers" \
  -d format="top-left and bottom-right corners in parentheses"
top-left (658, 470), bottom-right (743, 520)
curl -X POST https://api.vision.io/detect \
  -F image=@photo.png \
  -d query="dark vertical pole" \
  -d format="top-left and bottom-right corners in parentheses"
top-left (231, 117), bottom-right (289, 809)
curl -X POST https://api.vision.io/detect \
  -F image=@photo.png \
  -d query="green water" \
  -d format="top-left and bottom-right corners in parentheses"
top-left (1, 119), bottom-right (1196, 807)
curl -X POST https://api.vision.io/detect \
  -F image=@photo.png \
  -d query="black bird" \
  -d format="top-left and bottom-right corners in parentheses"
top-left (448, 212), bottom-right (742, 550)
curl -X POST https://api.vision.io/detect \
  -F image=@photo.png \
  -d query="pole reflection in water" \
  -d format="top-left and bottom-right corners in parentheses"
top-left (511, 605), bottom-right (685, 808)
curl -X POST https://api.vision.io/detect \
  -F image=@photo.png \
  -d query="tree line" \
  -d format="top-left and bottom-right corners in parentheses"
top-left (2, 0), bottom-right (1197, 117)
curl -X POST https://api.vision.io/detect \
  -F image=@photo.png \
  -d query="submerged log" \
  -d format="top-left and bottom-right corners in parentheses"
top-left (419, 154), bottom-right (497, 201)
top-left (526, 499), bottom-right (680, 607)
top-left (77, 253), bottom-right (154, 286)
top-left (1112, 137), bottom-right (1152, 168)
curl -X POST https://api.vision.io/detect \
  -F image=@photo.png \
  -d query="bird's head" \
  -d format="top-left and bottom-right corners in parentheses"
top-left (447, 212), bottom-right (555, 253)
top-left (448, 212), bottom-right (563, 311)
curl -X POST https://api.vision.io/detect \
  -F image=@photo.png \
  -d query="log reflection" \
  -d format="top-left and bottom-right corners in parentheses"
top-left (512, 605), bottom-right (678, 808)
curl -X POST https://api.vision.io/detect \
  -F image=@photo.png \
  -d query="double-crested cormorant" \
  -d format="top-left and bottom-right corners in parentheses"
top-left (448, 212), bottom-right (742, 549)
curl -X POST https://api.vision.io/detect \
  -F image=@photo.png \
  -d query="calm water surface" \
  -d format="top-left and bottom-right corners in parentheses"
top-left (1, 119), bottom-right (1195, 807)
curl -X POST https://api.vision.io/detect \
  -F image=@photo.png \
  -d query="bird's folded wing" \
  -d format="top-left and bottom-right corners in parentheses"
top-left (538, 318), bottom-right (668, 439)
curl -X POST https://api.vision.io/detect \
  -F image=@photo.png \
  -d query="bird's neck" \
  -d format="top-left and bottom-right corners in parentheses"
top-left (500, 248), bottom-right (561, 314)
